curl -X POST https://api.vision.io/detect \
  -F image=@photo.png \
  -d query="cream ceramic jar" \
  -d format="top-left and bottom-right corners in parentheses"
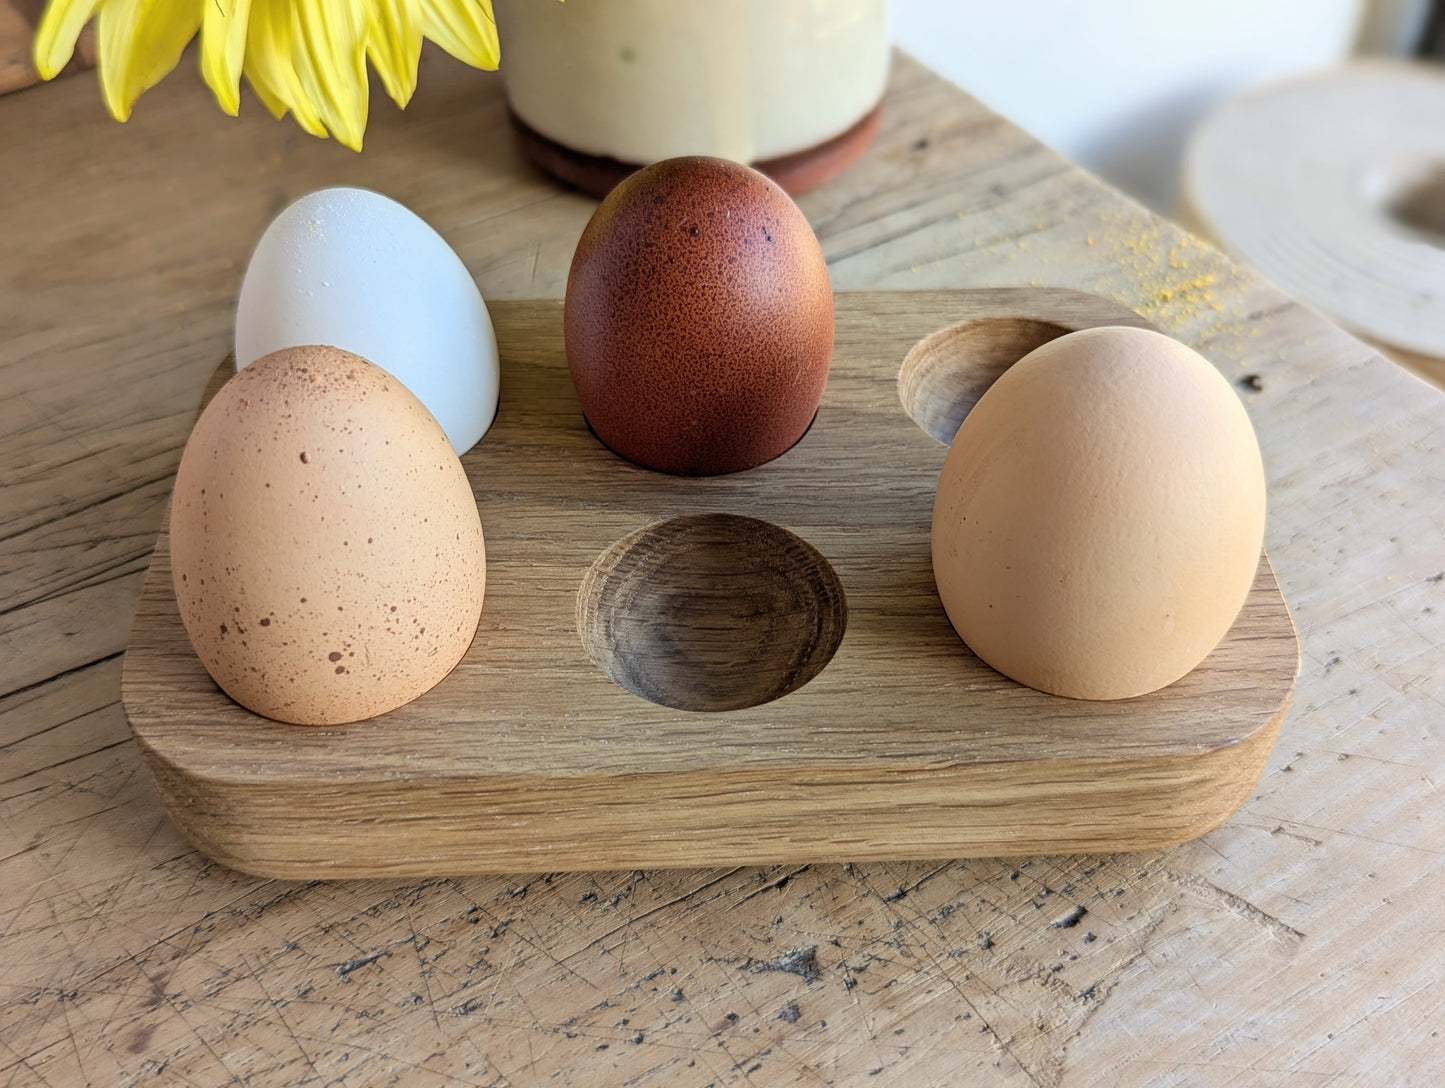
top-left (494, 0), bottom-right (889, 193)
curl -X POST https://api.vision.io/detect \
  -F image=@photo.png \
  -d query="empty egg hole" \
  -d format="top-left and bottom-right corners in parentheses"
top-left (1381, 161), bottom-right (1445, 246)
top-left (577, 514), bottom-right (847, 712)
top-left (898, 318), bottom-right (1072, 443)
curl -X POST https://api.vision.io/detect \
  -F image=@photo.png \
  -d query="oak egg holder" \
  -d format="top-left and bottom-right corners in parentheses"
top-left (121, 288), bottom-right (1299, 878)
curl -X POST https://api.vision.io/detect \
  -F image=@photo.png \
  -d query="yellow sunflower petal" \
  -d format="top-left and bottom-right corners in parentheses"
top-left (200, 0), bottom-right (253, 117)
top-left (418, 0), bottom-right (498, 71)
top-left (366, 0), bottom-right (422, 108)
top-left (244, 63), bottom-right (289, 121)
top-left (242, 0), bottom-right (328, 137)
top-left (288, 0), bottom-right (369, 151)
top-left (33, 0), bottom-right (103, 80)
top-left (96, 0), bottom-right (202, 122)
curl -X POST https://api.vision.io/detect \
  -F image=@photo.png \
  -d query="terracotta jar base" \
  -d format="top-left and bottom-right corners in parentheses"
top-left (509, 103), bottom-right (884, 199)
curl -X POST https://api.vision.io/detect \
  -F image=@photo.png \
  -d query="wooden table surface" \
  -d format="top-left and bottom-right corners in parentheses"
top-left (2, 47), bottom-right (1442, 1088)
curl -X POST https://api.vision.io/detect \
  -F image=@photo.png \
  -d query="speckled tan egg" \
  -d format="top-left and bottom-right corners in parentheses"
top-left (169, 345), bottom-right (485, 724)
top-left (931, 326), bottom-right (1266, 700)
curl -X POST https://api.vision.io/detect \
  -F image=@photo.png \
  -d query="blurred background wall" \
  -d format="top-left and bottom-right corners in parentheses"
top-left (889, 0), bottom-right (1436, 213)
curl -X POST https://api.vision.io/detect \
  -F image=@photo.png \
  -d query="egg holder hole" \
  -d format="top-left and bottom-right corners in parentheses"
top-left (897, 317), bottom-right (1074, 444)
top-left (1369, 158), bottom-right (1445, 247)
top-left (578, 410), bottom-right (822, 478)
top-left (576, 514), bottom-right (847, 712)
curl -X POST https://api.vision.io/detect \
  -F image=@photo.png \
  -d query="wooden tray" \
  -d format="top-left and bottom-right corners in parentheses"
top-left (121, 289), bottom-right (1299, 878)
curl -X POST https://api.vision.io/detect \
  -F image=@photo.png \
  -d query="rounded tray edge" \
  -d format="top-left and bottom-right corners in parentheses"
top-left (129, 714), bottom-right (1294, 880)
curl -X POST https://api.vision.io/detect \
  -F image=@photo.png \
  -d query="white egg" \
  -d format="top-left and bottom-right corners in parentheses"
top-left (235, 187), bottom-right (499, 454)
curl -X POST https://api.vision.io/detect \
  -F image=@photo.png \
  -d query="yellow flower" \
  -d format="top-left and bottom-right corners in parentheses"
top-left (32, 0), bottom-right (499, 150)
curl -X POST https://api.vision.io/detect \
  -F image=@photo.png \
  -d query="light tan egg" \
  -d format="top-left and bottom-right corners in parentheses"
top-left (170, 345), bottom-right (485, 724)
top-left (931, 325), bottom-right (1266, 700)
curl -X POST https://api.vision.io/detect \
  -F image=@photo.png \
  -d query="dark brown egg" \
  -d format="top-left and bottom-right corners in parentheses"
top-left (564, 156), bottom-right (834, 475)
